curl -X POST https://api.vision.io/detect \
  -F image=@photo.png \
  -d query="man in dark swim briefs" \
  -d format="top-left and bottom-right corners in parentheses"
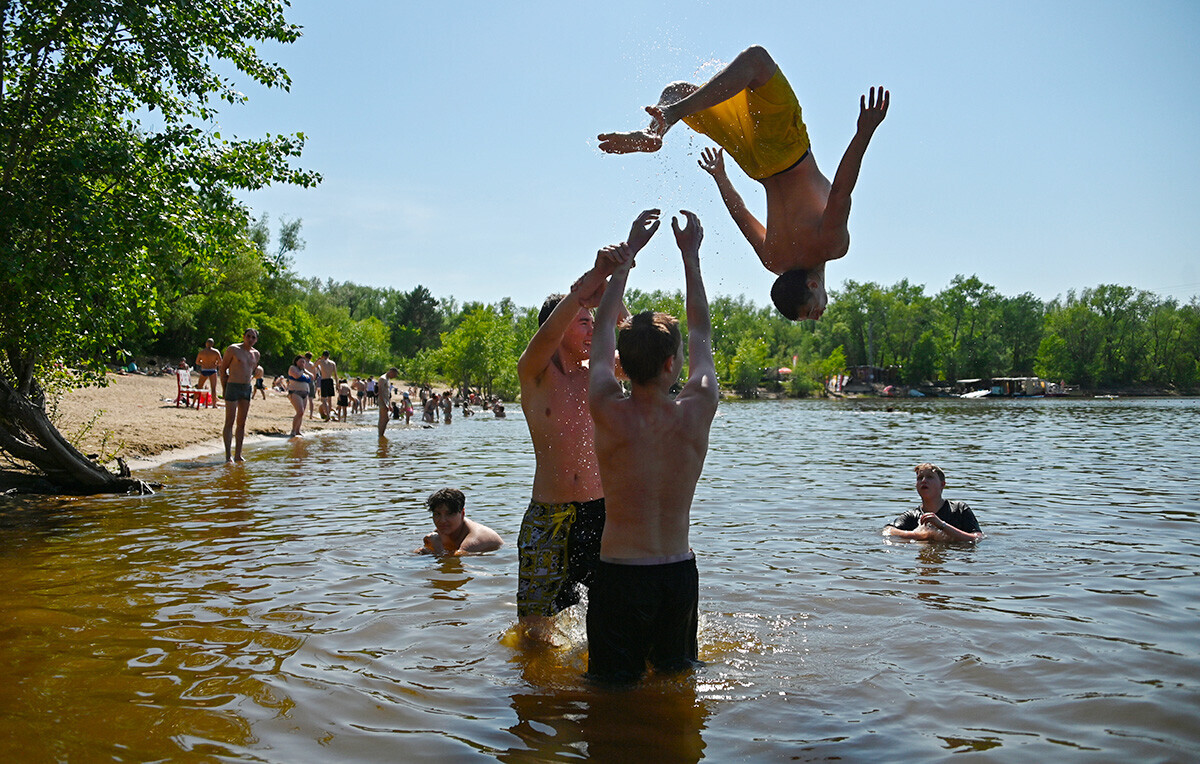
top-left (219, 329), bottom-right (260, 464)
top-left (195, 338), bottom-right (222, 407)
top-left (585, 211), bottom-right (719, 684)
top-left (599, 45), bottom-right (889, 322)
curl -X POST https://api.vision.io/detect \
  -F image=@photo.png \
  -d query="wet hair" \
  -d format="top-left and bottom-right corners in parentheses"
top-left (617, 310), bottom-right (681, 385)
top-left (770, 269), bottom-right (816, 321)
top-left (914, 463), bottom-right (946, 482)
top-left (538, 294), bottom-right (566, 326)
top-left (426, 487), bottom-right (465, 514)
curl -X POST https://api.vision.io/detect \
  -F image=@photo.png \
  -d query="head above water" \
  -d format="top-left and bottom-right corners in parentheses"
top-left (617, 310), bottom-right (681, 385)
top-left (426, 487), bottom-right (465, 514)
top-left (770, 269), bottom-right (827, 321)
top-left (914, 462), bottom-right (946, 483)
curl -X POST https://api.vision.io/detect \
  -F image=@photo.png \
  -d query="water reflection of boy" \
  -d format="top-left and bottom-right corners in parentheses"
top-left (417, 488), bottom-right (503, 556)
top-left (883, 463), bottom-right (984, 542)
top-left (598, 45), bottom-right (888, 322)
top-left (585, 211), bottom-right (719, 684)
top-left (515, 210), bottom-right (660, 644)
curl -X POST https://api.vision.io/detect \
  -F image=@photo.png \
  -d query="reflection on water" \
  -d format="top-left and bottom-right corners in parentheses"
top-left (1, 399), bottom-right (1198, 761)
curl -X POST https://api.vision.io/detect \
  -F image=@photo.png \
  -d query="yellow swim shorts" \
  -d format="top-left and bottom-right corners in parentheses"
top-left (682, 67), bottom-right (810, 180)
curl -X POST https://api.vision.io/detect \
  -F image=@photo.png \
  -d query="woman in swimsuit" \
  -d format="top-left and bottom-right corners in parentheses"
top-left (286, 355), bottom-right (312, 437)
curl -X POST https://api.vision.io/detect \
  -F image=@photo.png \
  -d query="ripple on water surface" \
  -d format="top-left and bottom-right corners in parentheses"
top-left (1, 398), bottom-right (1198, 761)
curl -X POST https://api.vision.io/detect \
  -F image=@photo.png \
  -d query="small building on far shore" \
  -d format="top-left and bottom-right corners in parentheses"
top-left (954, 377), bottom-right (1050, 397)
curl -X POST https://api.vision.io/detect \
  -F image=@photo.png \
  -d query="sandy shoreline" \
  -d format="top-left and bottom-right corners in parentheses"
top-left (52, 372), bottom-right (365, 470)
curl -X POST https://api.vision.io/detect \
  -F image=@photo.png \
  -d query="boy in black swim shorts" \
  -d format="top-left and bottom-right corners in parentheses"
top-left (585, 211), bottom-right (719, 684)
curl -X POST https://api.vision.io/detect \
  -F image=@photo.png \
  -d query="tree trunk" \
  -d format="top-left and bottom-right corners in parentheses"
top-left (0, 375), bottom-right (156, 495)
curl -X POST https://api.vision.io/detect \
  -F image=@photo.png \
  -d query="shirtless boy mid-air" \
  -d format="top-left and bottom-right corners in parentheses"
top-left (516, 210), bottom-right (661, 644)
top-left (586, 211), bottom-right (719, 684)
top-left (598, 45), bottom-right (888, 321)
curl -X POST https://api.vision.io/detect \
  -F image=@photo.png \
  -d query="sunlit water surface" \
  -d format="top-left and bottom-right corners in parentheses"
top-left (1, 398), bottom-right (1198, 762)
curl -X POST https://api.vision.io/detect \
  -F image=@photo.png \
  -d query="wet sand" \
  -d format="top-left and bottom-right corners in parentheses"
top-left (52, 372), bottom-right (365, 469)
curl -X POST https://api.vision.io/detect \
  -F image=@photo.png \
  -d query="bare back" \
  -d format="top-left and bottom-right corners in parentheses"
top-left (520, 355), bottom-right (603, 504)
top-left (593, 391), bottom-right (712, 559)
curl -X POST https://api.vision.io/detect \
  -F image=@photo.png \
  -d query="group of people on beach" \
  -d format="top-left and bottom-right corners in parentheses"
top-left (413, 46), bottom-right (981, 686)
top-left (187, 333), bottom-right (506, 463)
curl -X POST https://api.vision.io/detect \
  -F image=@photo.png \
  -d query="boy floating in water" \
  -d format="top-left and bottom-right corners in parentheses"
top-left (598, 45), bottom-right (889, 321)
top-left (416, 488), bottom-right (504, 556)
top-left (585, 211), bottom-right (719, 684)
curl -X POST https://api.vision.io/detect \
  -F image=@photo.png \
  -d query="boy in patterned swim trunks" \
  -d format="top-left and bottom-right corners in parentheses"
top-left (598, 46), bottom-right (889, 322)
top-left (516, 209), bottom-right (662, 643)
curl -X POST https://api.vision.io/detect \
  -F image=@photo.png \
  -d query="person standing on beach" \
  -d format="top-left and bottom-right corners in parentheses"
top-left (219, 329), bottom-right (261, 464)
top-left (883, 463), bottom-right (983, 542)
top-left (585, 211), bottom-right (719, 684)
top-left (303, 352), bottom-right (318, 419)
top-left (516, 209), bottom-right (660, 643)
top-left (316, 351), bottom-right (338, 421)
top-left (285, 354), bottom-right (312, 438)
top-left (377, 368), bottom-right (398, 438)
top-left (253, 365), bottom-right (266, 400)
top-left (195, 338), bottom-right (222, 406)
top-left (598, 45), bottom-right (888, 321)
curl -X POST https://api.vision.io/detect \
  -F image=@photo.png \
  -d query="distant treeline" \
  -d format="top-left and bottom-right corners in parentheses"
top-left (132, 220), bottom-right (1200, 397)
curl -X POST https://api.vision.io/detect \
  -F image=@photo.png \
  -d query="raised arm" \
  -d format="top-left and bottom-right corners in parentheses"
top-left (698, 147), bottom-right (766, 255)
top-left (823, 86), bottom-right (889, 239)
top-left (672, 212), bottom-right (718, 404)
top-left (519, 211), bottom-right (658, 382)
top-left (588, 243), bottom-right (634, 404)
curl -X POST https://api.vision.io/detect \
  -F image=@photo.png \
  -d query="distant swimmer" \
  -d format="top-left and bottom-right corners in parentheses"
top-left (516, 209), bottom-right (661, 644)
top-left (416, 488), bottom-right (504, 556)
top-left (585, 211), bottom-right (719, 684)
top-left (883, 463), bottom-right (984, 542)
top-left (598, 45), bottom-right (888, 321)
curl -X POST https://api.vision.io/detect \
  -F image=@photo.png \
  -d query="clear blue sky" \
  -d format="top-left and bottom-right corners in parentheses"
top-left (224, 0), bottom-right (1200, 310)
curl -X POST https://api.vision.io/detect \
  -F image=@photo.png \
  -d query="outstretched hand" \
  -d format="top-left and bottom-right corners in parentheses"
top-left (697, 147), bottom-right (726, 179)
top-left (626, 208), bottom-right (661, 253)
top-left (672, 210), bottom-right (703, 258)
top-left (857, 86), bottom-right (889, 136)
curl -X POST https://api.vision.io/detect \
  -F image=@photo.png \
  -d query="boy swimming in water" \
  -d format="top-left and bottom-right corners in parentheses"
top-left (416, 488), bottom-right (504, 556)
top-left (598, 45), bottom-right (889, 321)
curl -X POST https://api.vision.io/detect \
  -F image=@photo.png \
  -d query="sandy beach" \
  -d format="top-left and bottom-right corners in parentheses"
top-left (52, 372), bottom-right (365, 469)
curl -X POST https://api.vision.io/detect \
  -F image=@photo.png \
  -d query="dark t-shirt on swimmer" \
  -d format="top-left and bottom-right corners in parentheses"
top-left (887, 500), bottom-right (981, 534)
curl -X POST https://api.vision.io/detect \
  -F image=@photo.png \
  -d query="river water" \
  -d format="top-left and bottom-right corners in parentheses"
top-left (1, 397), bottom-right (1197, 762)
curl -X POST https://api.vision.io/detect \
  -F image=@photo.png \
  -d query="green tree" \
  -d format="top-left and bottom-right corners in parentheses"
top-left (0, 1), bottom-right (317, 492)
